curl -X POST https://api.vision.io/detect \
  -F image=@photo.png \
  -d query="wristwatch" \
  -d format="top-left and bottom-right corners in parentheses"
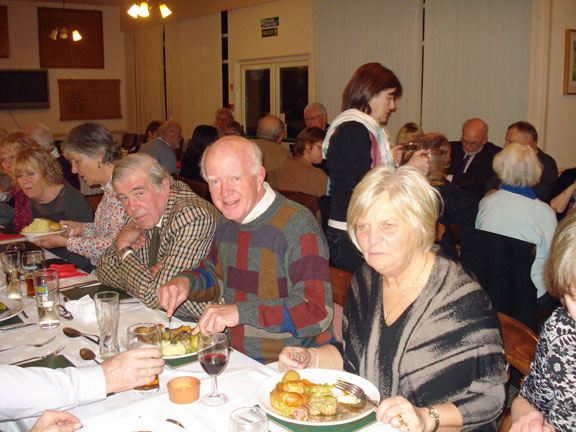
top-left (427, 406), bottom-right (440, 432)
top-left (117, 246), bottom-right (134, 263)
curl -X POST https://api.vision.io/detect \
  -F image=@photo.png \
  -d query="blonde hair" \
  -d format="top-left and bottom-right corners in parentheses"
top-left (347, 165), bottom-right (441, 252)
top-left (493, 142), bottom-right (542, 187)
top-left (544, 210), bottom-right (576, 299)
top-left (396, 122), bottom-right (423, 146)
top-left (13, 145), bottom-right (63, 185)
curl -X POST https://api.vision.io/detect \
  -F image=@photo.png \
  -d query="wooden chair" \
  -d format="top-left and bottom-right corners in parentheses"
top-left (84, 193), bottom-right (103, 213)
top-left (174, 175), bottom-right (210, 201)
top-left (276, 189), bottom-right (322, 224)
top-left (121, 133), bottom-right (138, 151)
top-left (497, 312), bottom-right (539, 432)
top-left (330, 267), bottom-right (352, 342)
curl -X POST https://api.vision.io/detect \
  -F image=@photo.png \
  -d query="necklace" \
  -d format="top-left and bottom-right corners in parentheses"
top-left (383, 254), bottom-right (429, 325)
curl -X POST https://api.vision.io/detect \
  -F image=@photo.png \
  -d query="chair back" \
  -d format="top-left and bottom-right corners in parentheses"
top-left (460, 228), bottom-right (538, 332)
top-left (330, 267), bottom-right (352, 342)
top-left (174, 175), bottom-right (210, 201)
top-left (121, 133), bottom-right (138, 150)
top-left (85, 193), bottom-right (103, 213)
top-left (276, 189), bottom-right (322, 224)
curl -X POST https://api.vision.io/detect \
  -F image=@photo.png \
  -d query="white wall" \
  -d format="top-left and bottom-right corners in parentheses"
top-left (544, 0), bottom-right (576, 168)
top-left (0, 0), bottom-right (127, 136)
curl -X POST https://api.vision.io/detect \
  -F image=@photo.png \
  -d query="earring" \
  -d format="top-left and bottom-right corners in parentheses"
top-left (98, 161), bottom-right (101, 168)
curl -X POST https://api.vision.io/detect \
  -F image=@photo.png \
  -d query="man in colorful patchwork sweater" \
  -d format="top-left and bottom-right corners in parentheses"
top-left (159, 136), bottom-right (334, 364)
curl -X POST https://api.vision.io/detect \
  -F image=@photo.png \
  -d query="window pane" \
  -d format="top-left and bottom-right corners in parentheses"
top-left (280, 66), bottom-right (308, 139)
top-left (244, 69), bottom-right (270, 136)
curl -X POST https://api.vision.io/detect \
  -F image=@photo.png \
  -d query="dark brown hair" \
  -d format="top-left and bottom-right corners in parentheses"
top-left (342, 63), bottom-right (402, 113)
top-left (294, 127), bottom-right (326, 157)
top-left (508, 121), bottom-right (538, 144)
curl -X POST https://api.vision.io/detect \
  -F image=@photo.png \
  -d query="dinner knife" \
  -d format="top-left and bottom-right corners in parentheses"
top-left (0, 322), bottom-right (36, 333)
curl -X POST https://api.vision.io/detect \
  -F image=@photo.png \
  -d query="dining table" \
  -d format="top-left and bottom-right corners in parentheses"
top-left (0, 235), bottom-right (389, 432)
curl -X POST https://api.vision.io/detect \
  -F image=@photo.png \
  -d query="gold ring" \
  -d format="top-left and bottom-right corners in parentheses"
top-left (396, 414), bottom-right (409, 430)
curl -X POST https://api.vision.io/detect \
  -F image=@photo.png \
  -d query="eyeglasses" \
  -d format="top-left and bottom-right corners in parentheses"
top-left (304, 114), bottom-right (325, 122)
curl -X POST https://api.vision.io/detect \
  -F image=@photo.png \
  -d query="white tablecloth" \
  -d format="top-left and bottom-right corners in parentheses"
top-left (0, 294), bottom-right (391, 432)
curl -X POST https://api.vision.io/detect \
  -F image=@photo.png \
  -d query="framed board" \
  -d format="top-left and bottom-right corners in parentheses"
top-left (0, 5), bottom-right (9, 58)
top-left (38, 7), bottom-right (104, 68)
top-left (58, 79), bottom-right (122, 120)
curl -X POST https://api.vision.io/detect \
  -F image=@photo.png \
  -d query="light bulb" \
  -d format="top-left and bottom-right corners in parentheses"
top-left (72, 30), bottom-right (82, 41)
top-left (127, 4), bottom-right (140, 18)
top-left (49, 28), bottom-right (58, 40)
top-left (159, 4), bottom-right (172, 18)
top-left (59, 27), bottom-right (68, 39)
top-left (139, 2), bottom-right (149, 17)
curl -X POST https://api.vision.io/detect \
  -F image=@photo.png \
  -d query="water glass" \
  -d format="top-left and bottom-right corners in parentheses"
top-left (127, 323), bottom-right (162, 394)
top-left (22, 251), bottom-right (45, 297)
top-left (33, 269), bottom-right (60, 329)
top-left (400, 142), bottom-right (421, 166)
top-left (1, 251), bottom-right (21, 300)
top-left (229, 407), bottom-right (269, 432)
top-left (94, 291), bottom-right (120, 359)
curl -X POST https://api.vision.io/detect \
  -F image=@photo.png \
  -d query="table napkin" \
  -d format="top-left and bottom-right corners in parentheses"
top-left (165, 353), bottom-right (198, 368)
top-left (19, 354), bottom-right (75, 369)
top-left (49, 263), bottom-right (87, 279)
top-left (0, 315), bottom-right (23, 327)
top-left (65, 294), bottom-right (97, 323)
top-left (0, 233), bottom-right (25, 242)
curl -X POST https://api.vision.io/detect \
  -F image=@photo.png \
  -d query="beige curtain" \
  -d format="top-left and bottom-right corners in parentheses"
top-left (164, 13), bottom-right (222, 141)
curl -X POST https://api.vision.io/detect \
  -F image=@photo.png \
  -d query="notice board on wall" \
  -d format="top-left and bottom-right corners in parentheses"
top-left (58, 79), bottom-right (122, 120)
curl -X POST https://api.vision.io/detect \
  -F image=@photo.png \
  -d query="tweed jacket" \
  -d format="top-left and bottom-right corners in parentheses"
top-left (253, 138), bottom-right (292, 189)
top-left (97, 181), bottom-right (220, 314)
top-left (342, 255), bottom-right (507, 430)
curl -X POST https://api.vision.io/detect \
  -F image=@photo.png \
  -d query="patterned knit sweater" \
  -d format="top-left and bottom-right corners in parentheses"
top-left (181, 193), bottom-right (334, 364)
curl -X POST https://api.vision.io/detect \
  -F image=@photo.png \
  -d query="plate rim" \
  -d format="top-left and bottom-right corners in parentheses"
top-left (0, 298), bottom-right (24, 322)
top-left (21, 229), bottom-right (65, 238)
top-left (162, 350), bottom-right (197, 360)
top-left (256, 368), bottom-right (379, 427)
top-left (80, 416), bottom-right (184, 432)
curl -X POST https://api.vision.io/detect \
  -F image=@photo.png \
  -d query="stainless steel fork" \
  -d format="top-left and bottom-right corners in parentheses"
top-left (0, 336), bottom-right (56, 353)
top-left (334, 379), bottom-right (379, 407)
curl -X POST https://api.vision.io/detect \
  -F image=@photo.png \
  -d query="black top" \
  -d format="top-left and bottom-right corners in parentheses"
top-left (550, 167), bottom-right (576, 220)
top-left (447, 141), bottom-right (501, 199)
top-left (326, 122), bottom-right (374, 222)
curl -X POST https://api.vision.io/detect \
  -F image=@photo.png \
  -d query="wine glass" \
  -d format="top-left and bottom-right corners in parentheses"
top-left (198, 332), bottom-right (229, 406)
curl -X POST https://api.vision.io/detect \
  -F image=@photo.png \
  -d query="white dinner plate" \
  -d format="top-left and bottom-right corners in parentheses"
top-left (256, 368), bottom-right (380, 426)
top-left (163, 350), bottom-right (197, 360)
top-left (0, 298), bottom-right (24, 322)
top-left (80, 417), bottom-right (184, 432)
top-left (21, 230), bottom-right (65, 242)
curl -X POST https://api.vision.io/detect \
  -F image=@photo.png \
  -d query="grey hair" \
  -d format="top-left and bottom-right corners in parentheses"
top-left (304, 103), bottom-right (327, 116)
top-left (112, 153), bottom-right (172, 188)
top-left (493, 142), bottom-right (542, 187)
top-left (257, 116), bottom-right (284, 142)
top-left (23, 123), bottom-right (55, 151)
top-left (64, 122), bottom-right (121, 164)
top-left (200, 136), bottom-right (263, 180)
top-left (157, 120), bottom-right (181, 139)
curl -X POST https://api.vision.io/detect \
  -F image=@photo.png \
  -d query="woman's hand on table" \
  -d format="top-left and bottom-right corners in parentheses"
top-left (101, 347), bottom-right (164, 394)
top-left (33, 234), bottom-right (68, 249)
top-left (278, 346), bottom-right (312, 371)
top-left (30, 410), bottom-right (82, 432)
top-left (376, 396), bottom-right (433, 432)
top-left (192, 304), bottom-right (239, 336)
top-left (158, 276), bottom-right (191, 318)
top-left (60, 220), bottom-right (85, 237)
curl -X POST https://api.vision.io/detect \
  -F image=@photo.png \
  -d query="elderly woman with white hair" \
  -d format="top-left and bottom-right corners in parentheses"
top-left (280, 165), bottom-right (506, 431)
top-left (476, 142), bottom-right (558, 311)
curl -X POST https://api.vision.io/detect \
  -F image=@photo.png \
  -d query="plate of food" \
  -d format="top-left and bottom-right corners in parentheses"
top-left (161, 325), bottom-right (198, 359)
top-left (0, 298), bottom-right (24, 322)
top-left (256, 369), bottom-right (380, 426)
top-left (21, 218), bottom-right (65, 241)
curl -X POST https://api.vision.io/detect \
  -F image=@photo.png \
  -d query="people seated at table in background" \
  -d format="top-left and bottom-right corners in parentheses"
top-left (13, 145), bottom-right (94, 270)
top-left (223, 121), bottom-right (246, 137)
top-left (279, 165), bottom-right (507, 431)
top-left (253, 115), bottom-right (292, 189)
top-left (510, 211), bottom-right (576, 432)
top-left (0, 131), bottom-right (34, 232)
top-left (138, 120), bottom-right (181, 174)
top-left (395, 121), bottom-right (423, 147)
top-left (303, 102), bottom-right (329, 131)
top-left (159, 137), bottom-right (334, 364)
top-left (421, 133), bottom-right (478, 260)
top-left (179, 125), bottom-right (219, 182)
top-left (275, 127), bottom-right (328, 197)
top-left (32, 123), bottom-right (126, 267)
top-left (446, 118), bottom-right (501, 199)
top-left (476, 142), bottom-right (558, 313)
top-left (23, 123), bottom-right (80, 190)
top-left (323, 62), bottom-right (428, 275)
top-left (97, 153), bottom-right (220, 317)
top-left (549, 167), bottom-right (576, 220)
top-left (0, 347), bottom-right (164, 421)
top-left (130, 120), bottom-right (162, 155)
top-left (214, 107), bottom-right (235, 137)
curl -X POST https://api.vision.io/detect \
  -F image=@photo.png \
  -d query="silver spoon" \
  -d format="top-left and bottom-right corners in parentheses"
top-left (79, 348), bottom-right (100, 364)
top-left (63, 327), bottom-right (100, 344)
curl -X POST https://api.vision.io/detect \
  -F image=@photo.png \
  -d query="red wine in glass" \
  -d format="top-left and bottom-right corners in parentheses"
top-left (198, 333), bottom-right (229, 406)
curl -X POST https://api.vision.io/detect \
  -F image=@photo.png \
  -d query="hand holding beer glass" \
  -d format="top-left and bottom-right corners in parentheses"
top-left (127, 323), bottom-right (161, 394)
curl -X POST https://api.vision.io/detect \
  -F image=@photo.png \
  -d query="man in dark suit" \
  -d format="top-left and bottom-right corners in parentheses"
top-left (447, 118), bottom-right (502, 198)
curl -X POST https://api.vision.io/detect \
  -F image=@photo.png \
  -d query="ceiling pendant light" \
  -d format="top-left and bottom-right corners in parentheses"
top-left (49, 28), bottom-right (59, 40)
top-left (48, 0), bottom-right (82, 42)
top-left (139, 2), bottom-right (149, 17)
top-left (127, 1), bottom-right (172, 19)
top-left (127, 4), bottom-right (140, 18)
top-left (159, 4), bottom-right (172, 18)
top-left (72, 30), bottom-right (82, 41)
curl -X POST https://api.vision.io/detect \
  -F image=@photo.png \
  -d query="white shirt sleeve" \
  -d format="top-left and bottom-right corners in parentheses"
top-left (0, 365), bottom-right (107, 421)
